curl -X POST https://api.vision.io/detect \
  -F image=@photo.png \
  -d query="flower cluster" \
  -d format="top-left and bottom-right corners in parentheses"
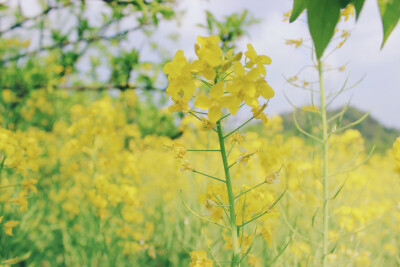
top-left (164, 36), bottom-right (274, 126)
top-left (0, 125), bottom-right (39, 264)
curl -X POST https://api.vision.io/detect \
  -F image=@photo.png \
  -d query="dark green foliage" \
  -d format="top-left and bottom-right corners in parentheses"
top-left (378, 0), bottom-right (400, 47)
top-left (289, 0), bottom-right (400, 58)
top-left (110, 49), bottom-right (140, 87)
top-left (307, 0), bottom-right (341, 60)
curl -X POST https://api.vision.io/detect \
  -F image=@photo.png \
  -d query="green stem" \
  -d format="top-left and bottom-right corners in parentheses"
top-left (192, 170), bottom-right (226, 183)
top-left (187, 149), bottom-right (220, 152)
top-left (318, 59), bottom-right (330, 267)
top-left (216, 121), bottom-right (240, 266)
top-left (224, 117), bottom-right (254, 139)
top-left (234, 181), bottom-right (266, 200)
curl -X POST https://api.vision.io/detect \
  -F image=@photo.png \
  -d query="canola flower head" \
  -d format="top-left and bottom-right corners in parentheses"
top-left (163, 50), bottom-right (195, 101)
top-left (163, 36), bottom-right (274, 125)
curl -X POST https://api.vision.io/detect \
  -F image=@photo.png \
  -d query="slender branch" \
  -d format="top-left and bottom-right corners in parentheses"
top-left (334, 111), bottom-right (370, 134)
top-left (234, 181), bottom-right (266, 200)
top-left (192, 170), bottom-right (225, 183)
top-left (181, 193), bottom-right (229, 229)
top-left (187, 149), bottom-right (220, 152)
top-left (189, 111), bottom-right (203, 121)
top-left (280, 207), bottom-right (315, 244)
top-left (293, 111), bottom-right (322, 142)
top-left (327, 104), bottom-right (348, 124)
top-left (0, 25), bottom-right (141, 64)
top-left (228, 162), bottom-right (237, 169)
top-left (238, 188), bottom-right (287, 228)
top-left (224, 117), bottom-right (254, 139)
top-left (326, 74), bottom-right (350, 108)
top-left (266, 238), bottom-right (292, 266)
top-left (189, 112), bottom-right (218, 133)
top-left (226, 140), bottom-right (236, 159)
top-left (329, 146), bottom-right (375, 177)
top-left (219, 112), bottom-right (232, 121)
top-left (190, 110), bottom-right (208, 115)
top-left (0, 5), bottom-right (66, 36)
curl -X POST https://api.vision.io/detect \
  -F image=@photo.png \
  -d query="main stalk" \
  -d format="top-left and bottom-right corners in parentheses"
top-left (318, 59), bottom-right (330, 267)
top-left (216, 121), bottom-right (240, 266)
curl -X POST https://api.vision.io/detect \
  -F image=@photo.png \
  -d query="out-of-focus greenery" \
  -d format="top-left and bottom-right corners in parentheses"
top-left (0, 0), bottom-right (182, 138)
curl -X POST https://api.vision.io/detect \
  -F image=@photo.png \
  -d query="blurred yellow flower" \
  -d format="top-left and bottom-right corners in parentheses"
top-left (189, 250), bottom-right (213, 267)
top-left (285, 38), bottom-right (303, 48)
top-left (4, 220), bottom-right (20, 236)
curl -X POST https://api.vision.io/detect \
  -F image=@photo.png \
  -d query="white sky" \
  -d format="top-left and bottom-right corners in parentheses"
top-left (13, 0), bottom-right (400, 129)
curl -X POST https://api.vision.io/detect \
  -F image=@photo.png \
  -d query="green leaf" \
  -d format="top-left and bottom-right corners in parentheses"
top-left (289, 0), bottom-right (307, 22)
top-left (378, 0), bottom-right (400, 47)
top-left (307, 0), bottom-right (341, 59)
top-left (352, 0), bottom-right (366, 20)
top-left (339, 0), bottom-right (351, 8)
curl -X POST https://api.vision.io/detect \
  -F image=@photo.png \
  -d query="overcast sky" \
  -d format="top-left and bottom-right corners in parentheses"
top-left (18, 0), bottom-right (400, 129)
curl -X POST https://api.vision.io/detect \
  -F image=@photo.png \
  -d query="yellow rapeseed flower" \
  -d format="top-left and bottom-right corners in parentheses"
top-left (189, 250), bottom-right (213, 267)
top-left (195, 36), bottom-right (223, 67)
top-left (285, 38), bottom-right (303, 48)
top-left (245, 44), bottom-right (271, 76)
top-left (163, 50), bottom-right (195, 101)
top-left (4, 220), bottom-right (20, 236)
top-left (341, 4), bottom-right (355, 21)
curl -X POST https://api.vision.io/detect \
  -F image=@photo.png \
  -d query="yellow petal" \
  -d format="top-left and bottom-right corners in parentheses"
top-left (257, 80), bottom-right (275, 99)
top-left (245, 44), bottom-right (257, 60)
top-left (194, 95), bottom-right (211, 109)
top-left (244, 95), bottom-right (259, 108)
top-left (256, 64), bottom-right (267, 76)
top-left (209, 82), bottom-right (224, 99)
top-left (208, 106), bottom-right (222, 123)
top-left (197, 36), bottom-right (220, 46)
top-left (220, 95), bottom-right (241, 115)
top-left (233, 62), bottom-right (245, 76)
top-left (258, 55), bottom-right (272, 65)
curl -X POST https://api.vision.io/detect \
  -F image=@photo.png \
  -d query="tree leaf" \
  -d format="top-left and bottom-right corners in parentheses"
top-left (352, 0), bottom-right (366, 20)
top-left (307, 0), bottom-right (341, 59)
top-left (378, 0), bottom-right (400, 47)
top-left (289, 0), bottom-right (307, 22)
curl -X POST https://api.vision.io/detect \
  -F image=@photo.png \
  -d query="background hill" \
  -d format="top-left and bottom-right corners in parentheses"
top-left (248, 106), bottom-right (400, 153)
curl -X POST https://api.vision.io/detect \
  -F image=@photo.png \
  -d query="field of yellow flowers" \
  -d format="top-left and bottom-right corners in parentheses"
top-left (1, 82), bottom-right (400, 266)
top-left (1, 0), bottom-right (400, 265)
